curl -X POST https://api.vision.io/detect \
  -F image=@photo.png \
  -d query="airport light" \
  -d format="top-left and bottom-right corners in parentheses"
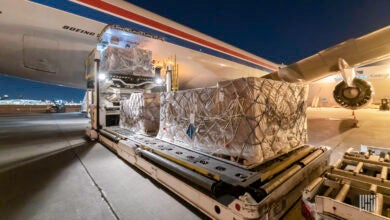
top-left (98, 73), bottom-right (106, 81)
top-left (155, 77), bottom-right (163, 85)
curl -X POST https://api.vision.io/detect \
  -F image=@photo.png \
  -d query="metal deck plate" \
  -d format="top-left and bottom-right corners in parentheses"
top-left (106, 127), bottom-right (261, 187)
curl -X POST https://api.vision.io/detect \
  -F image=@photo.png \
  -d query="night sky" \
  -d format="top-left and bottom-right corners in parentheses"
top-left (1, 0), bottom-right (390, 101)
top-left (0, 75), bottom-right (84, 102)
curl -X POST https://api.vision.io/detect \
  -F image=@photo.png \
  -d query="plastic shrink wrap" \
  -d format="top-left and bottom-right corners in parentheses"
top-left (120, 93), bottom-right (160, 135)
top-left (100, 46), bottom-right (153, 76)
top-left (157, 77), bottom-right (308, 165)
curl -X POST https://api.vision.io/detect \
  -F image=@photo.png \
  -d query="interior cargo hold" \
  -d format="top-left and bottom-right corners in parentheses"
top-left (157, 77), bottom-right (308, 165)
top-left (120, 92), bottom-right (160, 135)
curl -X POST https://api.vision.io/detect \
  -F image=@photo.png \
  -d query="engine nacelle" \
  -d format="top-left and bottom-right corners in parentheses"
top-left (333, 78), bottom-right (373, 109)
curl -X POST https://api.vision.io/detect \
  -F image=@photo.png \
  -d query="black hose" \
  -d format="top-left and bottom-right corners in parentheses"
top-left (100, 130), bottom-right (120, 143)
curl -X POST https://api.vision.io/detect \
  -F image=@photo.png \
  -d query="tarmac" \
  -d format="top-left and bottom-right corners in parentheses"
top-left (0, 108), bottom-right (389, 220)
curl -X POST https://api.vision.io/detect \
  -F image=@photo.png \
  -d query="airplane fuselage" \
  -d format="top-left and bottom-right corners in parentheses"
top-left (0, 0), bottom-right (278, 89)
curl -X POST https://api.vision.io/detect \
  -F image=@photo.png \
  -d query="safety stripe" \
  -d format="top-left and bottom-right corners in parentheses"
top-left (76, 0), bottom-right (277, 71)
top-left (28, 0), bottom-right (277, 72)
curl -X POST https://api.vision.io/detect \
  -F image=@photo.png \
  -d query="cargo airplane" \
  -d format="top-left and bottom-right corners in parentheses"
top-left (0, 0), bottom-right (390, 109)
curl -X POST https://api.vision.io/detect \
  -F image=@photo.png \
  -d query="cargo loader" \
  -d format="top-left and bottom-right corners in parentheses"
top-left (86, 25), bottom-right (331, 220)
top-left (303, 146), bottom-right (390, 220)
top-left (101, 127), bottom-right (330, 219)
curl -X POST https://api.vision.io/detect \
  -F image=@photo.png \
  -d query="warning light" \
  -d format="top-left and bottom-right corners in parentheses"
top-left (235, 203), bottom-right (241, 211)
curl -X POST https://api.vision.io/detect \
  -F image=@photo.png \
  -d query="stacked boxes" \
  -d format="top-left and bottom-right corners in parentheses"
top-left (157, 77), bottom-right (308, 165)
top-left (120, 93), bottom-right (160, 135)
top-left (100, 46), bottom-right (153, 77)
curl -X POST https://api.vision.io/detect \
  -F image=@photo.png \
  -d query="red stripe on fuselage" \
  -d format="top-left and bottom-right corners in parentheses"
top-left (76, 0), bottom-right (277, 71)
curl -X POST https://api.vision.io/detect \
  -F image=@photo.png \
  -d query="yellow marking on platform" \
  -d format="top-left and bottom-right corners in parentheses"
top-left (141, 144), bottom-right (221, 181)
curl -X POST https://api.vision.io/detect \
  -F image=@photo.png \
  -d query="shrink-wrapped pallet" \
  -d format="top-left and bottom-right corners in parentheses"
top-left (158, 87), bottom-right (221, 151)
top-left (157, 77), bottom-right (308, 165)
top-left (100, 46), bottom-right (153, 76)
top-left (120, 93), bottom-right (160, 135)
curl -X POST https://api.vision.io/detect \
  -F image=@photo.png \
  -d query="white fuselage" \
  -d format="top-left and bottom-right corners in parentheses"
top-left (0, 0), bottom-right (278, 89)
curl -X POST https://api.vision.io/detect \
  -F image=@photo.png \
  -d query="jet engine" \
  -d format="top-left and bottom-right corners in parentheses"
top-left (333, 78), bottom-right (373, 109)
top-left (332, 58), bottom-right (373, 109)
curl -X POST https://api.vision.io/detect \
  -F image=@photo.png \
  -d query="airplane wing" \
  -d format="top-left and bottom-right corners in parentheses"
top-left (265, 25), bottom-right (390, 83)
top-left (264, 25), bottom-right (390, 109)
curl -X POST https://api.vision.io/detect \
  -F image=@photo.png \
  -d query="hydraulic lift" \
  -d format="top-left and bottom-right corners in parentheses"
top-left (99, 126), bottom-right (330, 219)
top-left (86, 25), bottom-right (331, 219)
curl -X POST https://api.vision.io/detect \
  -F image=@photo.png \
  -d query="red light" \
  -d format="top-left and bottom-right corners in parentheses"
top-left (235, 203), bottom-right (241, 211)
top-left (225, 144), bottom-right (230, 148)
top-left (301, 200), bottom-right (314, 220)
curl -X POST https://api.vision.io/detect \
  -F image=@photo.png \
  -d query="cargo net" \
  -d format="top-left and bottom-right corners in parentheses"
top-left (99, 46), bottom-right (154, 77)
top-left (120, 93), bottom-right (160, 135)
top-left (157, 77), bottom-right (308, 165)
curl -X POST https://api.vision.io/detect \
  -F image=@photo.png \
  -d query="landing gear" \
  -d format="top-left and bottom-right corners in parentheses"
top-left (352, 110), bottom-right (359, 128)
top-left (379, 99), bottom-right (389, 111)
